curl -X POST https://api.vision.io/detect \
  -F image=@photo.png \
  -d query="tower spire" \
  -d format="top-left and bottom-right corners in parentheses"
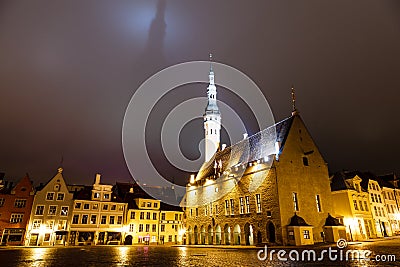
top-left (204, 53), bottom-right (221, 162)
top-left (291, 85), bottom-right (299, 115)
top-left (209, 53), bottom-right (213, 72)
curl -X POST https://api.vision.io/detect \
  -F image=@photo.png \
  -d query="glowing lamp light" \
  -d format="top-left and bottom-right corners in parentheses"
top-left (190, 174), bottom-right (195, 184)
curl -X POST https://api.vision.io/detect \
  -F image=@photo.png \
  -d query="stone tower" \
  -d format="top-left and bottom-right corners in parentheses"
top-left (203, 54), bottom-right (221, 162)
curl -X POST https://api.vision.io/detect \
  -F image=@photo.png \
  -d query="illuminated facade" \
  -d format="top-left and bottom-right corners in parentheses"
top-left (69, 174), bottom-right (127, 245)
top-left (330, 172), bottom-right (376, 241)
top-left (159, 203), bottom-right (184, 245)
top-left (0, 174), bottom-right (35, 245)
top-left (26, 168), bottom-right (74, 246)
top-left (124, 198), bottom-right (161, 245)
top-left (183, 72), bottom-right (335, 245)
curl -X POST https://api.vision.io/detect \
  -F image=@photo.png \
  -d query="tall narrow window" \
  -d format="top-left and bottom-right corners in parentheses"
top-left (353, 200), bottom-right (358, 210)
top-left (230, 199), bottom-right (235, 215)
top-left (225, 200), bottom-right (230, 215)
top-left (302, 157), bottom-right (309, 166)
top-left (293, 192), bottom-right (299, 211)
top-left (255, 194), bottom-right (262, 213)
top-left (210, 202), bottom-right (213, 216)
top-left (245, 196), bottom-right (250, 213)
top-left (315, 195), bottom-right (322, 212)
top-left (239, 197), bottom-right (244, 214)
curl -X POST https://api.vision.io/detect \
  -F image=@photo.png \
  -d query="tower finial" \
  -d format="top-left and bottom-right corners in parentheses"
top-left (291, 85), bottom-right (299, 115)
top-left (209, 53), bottom-right (213, 71)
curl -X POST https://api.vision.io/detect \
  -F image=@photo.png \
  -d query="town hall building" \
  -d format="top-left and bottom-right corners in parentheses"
top-left (182, 59), bottom-right (344, 246)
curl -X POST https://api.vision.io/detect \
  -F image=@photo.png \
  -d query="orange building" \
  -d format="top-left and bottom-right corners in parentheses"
top-left (0, 174), bottom-right (35, 245)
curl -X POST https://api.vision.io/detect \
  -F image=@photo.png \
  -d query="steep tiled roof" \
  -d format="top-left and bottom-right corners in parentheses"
top-left (196, 116), bottom-right (294, 181)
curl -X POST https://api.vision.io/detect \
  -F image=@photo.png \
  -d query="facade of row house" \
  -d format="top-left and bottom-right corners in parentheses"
top-left (330, 172), bottom-right (376, 241)
top-left (0, 174), bottom-right (35, 245)
top-left (182, 64), bottom-right (337, 246)
top-left (26, 168), bottom-right (74, 246)
top-left (69, 174), bottom-right (127, 245)
top-left (114, 182), bottom-right (185, 245)
top-left (363, 175), bottom-right (392, 237)
top-left (379, 173), bottom-right (400, 235)
top-left (159, 203), bottom-right (184, 245)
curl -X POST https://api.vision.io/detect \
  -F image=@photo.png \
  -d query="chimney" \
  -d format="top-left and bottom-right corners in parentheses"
top-left (243, 133), bottom-right (248, 140)
top-left (221, 144), bottom-right (227, 150)
top-left (95, 173), bottom-right (101, 185)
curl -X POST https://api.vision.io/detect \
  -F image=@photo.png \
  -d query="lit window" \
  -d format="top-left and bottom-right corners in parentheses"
top-left (10, 213), bottom-right (23, 223)
top-left (32, 219), bottom-right (42, 229)
top-left (92, 204), bottom-right (98, 210)
top-left (303, 230), bottom-right (310, 239)
top-left (293, 192), bottom-right (299, 211)
top-left (245, 196), bottom-right (250, 213)
top-left (104, 194), bottom-right (110, 200)
top-left (225, 200), bottom-right (230, 215)
top-left (256, 194), bottom-right (262, 213)
top-left (316, 195), bottom-right (322, 212)
top-left (60, 206), bottom-right (69, 216)
top-left (239, 197), bottom-right (244, 214)
top-left (353, 200), bottom-right (358, 210)
top-left (93, 192), bottom-right (100, 199)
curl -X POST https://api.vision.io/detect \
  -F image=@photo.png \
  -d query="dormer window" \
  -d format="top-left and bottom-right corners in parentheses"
top-left (104, 194), bottom-right (110, 200)
top-left (93, 192), bottom-right (100, 199)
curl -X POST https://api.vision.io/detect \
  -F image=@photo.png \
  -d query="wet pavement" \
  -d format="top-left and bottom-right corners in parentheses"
top-left (0, 238), bottom-right (399, 266)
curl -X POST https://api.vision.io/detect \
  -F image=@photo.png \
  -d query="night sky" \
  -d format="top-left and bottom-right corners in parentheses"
top-left (1, 0), bottom-right (399, 186)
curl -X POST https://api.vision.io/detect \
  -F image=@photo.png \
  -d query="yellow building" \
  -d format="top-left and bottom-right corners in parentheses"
top-left (379, 173), bottom-right (400, 235)
top-left (69, 174), bottom-right (127, 245)
top-left (159, 203), bottom-right (184, 245)
top-left (330, 172), bottom-right (375, 241)
top-left (363, 174), bottom-right (392, 237)
top-left (125, 198), bottom-right (160, 245)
